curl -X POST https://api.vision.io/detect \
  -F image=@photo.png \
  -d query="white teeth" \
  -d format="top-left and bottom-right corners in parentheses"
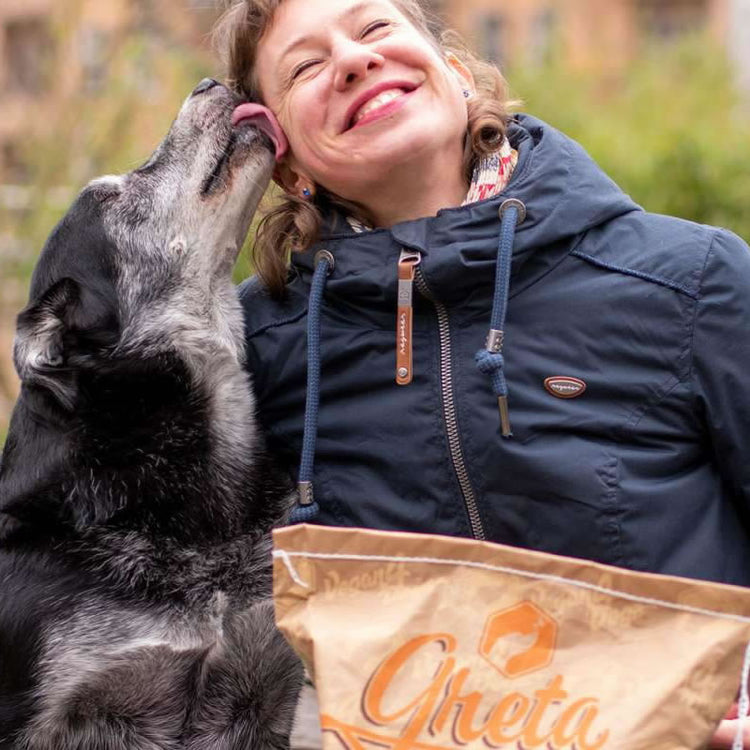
top-left (352, 89), bottom-right (406, 125)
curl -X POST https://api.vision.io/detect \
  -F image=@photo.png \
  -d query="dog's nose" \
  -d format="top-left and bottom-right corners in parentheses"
top-left (191, 78), bottom-right (220, 97)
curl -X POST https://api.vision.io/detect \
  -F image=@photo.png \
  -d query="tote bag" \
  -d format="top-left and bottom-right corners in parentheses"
top-left (274, 524), bottom-right (750, 750)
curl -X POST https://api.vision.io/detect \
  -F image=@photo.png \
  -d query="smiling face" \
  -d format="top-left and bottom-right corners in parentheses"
top-left (255, 0), bottom-right (471, 205)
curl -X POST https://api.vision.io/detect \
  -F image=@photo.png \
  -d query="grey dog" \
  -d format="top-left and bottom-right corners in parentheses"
top-left (0, 78), bottom-right (302, 749)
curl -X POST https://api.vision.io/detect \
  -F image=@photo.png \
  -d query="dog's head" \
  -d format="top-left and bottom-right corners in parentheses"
top-left (13, 79), bottom-right (279, 410)
top-left (1, 81), bottom-right (287, 536)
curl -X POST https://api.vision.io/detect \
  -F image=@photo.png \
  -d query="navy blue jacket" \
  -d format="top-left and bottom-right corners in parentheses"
top-left (239, 114), bottom-right (750, 586)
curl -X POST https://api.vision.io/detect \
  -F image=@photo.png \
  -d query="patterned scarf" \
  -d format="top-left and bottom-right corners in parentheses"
top-left (462, 137), bottom-right (518, 206)
top-left (346, 136), bottom-right (518, 232)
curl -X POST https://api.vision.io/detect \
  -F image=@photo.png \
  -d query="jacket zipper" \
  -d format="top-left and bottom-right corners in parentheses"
top-left (410, 257), bottom-right (486, 541)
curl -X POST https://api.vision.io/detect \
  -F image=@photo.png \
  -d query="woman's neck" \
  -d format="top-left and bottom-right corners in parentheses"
top-left (345, 146), bottom-right (469, 228)
top-left (369, 182), bottom-right (468, 227)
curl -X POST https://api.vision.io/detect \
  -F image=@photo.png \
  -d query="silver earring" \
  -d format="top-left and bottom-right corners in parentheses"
top-left (463, 89), bottom-right (471, 99)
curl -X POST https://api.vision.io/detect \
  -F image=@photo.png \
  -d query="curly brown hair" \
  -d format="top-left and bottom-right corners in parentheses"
top-left (213, 0), bottom-right (516, 296)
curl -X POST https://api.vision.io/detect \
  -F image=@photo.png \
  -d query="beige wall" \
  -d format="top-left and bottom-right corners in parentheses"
top-left (438, 0), bottom-right (728, 71)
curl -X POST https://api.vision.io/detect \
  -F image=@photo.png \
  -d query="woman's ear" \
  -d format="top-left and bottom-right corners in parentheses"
top-left (272, 161), bottom-right (297, 192)
top-left (273, 159), bottom-right (314, 199)
top-left (445, 51), bottom-right (476, 96)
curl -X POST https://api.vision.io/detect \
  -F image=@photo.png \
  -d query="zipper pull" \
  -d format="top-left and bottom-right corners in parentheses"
top-left (396, 249), bottom-right (421, 385)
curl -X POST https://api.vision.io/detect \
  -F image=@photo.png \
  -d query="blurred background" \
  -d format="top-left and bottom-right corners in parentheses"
top-left (1, 0), bottom-right (749, 442)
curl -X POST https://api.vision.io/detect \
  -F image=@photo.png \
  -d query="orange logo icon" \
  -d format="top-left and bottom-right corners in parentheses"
top-left (479, 600), bottom-right (558, 678)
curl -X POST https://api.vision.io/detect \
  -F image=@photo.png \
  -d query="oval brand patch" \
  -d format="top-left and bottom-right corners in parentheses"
top-left (544, 376), bottom-right (587, 399)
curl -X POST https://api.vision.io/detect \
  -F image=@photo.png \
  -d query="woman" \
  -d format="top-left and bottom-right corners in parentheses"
top-left (216, 0), bottom-right (750, 744)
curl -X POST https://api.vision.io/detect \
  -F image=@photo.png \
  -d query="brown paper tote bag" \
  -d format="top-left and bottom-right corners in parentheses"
top-left (273, 524), bottom-right (750, 750)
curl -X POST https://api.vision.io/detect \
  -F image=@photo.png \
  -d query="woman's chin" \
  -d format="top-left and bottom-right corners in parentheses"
top-left (347, 127), bottom-right (455, 170)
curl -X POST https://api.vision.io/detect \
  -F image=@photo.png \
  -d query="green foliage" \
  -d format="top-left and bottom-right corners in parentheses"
top-left (3, 35), bottom-right (211, 269)
top-left (508, 35), bottom-right (750, 241)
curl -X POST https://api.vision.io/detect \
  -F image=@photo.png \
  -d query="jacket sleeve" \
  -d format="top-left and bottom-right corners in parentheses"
top-left (690, 228), bottom-right (750, 510)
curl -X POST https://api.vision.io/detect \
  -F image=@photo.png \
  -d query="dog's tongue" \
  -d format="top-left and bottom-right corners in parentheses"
top-left (232, 103), bottom-right (288, 161)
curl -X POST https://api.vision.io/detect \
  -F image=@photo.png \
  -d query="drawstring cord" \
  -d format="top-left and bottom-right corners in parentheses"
top-left (288, 250), bottom-right (333, 525)
top-left (289, 199), bottom-right (524, 521)
top-left (475, 198), bottom-right (526, 437)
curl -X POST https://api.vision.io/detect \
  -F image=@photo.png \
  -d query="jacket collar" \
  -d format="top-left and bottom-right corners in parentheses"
top-left (290, 115), bottom-right (640, 308)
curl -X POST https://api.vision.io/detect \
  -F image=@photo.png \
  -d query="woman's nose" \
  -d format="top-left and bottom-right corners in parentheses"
top-left (332, 40), bottom-right (385, 90)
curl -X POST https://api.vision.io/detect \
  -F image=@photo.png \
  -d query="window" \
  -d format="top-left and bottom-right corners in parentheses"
top-left (3, 18), bottom-right (54, 95)
top-left (477, 12), bottom-right (505, 66)
top-left (78, 26), bottom-right (109, 95)
top-left (1, 141), bottom-right (30, 185)
top-left (637, 0), bottom-right (709, 39)
top-left (530, 8), bottom-right (557, 66)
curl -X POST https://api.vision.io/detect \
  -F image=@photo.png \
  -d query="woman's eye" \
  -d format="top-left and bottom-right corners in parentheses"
top-left (360, 20), bottom-right (391, 38)
top-left (291, 60), bottom-right (320, 80)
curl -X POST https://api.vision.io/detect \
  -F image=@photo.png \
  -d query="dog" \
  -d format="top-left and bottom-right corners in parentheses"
top-left (0, 78), bottom-right (302, 749)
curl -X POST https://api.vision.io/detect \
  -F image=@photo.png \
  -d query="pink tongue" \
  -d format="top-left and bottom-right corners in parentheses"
top-left (231, 103), bottom-right (288, 161)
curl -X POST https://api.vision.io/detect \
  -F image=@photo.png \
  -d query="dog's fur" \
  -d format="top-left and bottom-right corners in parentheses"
top-left (0, 81), bottom-right (302, 749)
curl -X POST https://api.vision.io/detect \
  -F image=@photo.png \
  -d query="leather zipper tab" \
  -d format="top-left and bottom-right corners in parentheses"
top-left (396, 249), bottom-right (421, 385)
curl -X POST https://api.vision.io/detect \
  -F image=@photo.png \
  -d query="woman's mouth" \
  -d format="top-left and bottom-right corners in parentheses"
top-left (344, 84), bottom-right (419, 132)
top-left (352, 89), bottom-right (407, 124)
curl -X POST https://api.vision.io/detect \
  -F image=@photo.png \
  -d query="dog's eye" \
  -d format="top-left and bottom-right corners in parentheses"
top-left (86, 178), bottom-right (123, 205)
top-left (290, 60), bottom-right (321, 81)
top-left (135, 159), bottom-right (159, 175)
top-left (92, 188), bottom-right (120, 205)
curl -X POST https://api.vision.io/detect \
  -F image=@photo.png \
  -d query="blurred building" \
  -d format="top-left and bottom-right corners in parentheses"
top-left (0, 0), bottom-right (748, 183)
top-left (729, 0), bottom-right (750, 91)
top-left (437, 0), bottom-right (733, 71)
top-left (0, 0), bottom-right (221, 184)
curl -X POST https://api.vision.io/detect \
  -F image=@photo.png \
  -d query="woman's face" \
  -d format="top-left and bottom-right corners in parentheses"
top-left (255, 0), bottom-right (470, 201)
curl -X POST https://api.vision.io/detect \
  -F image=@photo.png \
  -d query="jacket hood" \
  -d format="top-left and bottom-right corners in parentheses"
top-left (291, 114), bottom-right (641, 309)
top-left (293, 115), bottom-right (639, 288)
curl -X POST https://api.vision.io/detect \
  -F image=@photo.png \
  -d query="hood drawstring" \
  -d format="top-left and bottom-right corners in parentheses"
top-left (475, 199), bottom-right (526, 438)
top-left (288, 199), bottom-right (524, 523)
top-left (288, 249), bottom-right (334, 525)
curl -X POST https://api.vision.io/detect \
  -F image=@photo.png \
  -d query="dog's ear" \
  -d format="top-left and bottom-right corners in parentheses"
top-left (13, 277), bottom-right (118, 411)
top-left (13, 278), bottom-right (80, 410)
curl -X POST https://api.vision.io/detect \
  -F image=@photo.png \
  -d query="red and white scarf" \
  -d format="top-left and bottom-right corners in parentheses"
top-left (462, 137), bottom-right (518, 206)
